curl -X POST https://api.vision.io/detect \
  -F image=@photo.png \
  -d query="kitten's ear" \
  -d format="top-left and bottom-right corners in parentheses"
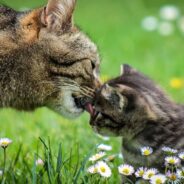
top-left (41, 0), bottom-right (76, 32)
top-left (120, 64), bottom-right (137, 76)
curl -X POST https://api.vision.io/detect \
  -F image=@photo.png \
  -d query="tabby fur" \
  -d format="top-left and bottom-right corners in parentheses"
top-left (90, 65), bottom-right (184, 172)
top-left (0, 0), bottom-right (100, 118)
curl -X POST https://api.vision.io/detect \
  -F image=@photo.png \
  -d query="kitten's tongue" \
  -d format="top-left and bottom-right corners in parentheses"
top-left (85, 103), bottom-right (94, 116)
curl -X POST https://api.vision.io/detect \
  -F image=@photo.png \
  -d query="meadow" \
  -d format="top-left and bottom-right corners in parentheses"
top-left (0, 0), bottom-right (184, 183)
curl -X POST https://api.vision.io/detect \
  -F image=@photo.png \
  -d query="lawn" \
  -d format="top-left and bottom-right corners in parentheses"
top-left (0, 0), bottom-right (184, 183)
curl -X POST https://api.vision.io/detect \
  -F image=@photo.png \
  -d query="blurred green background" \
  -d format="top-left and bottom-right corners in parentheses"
top-left (0, 0), bottom-right (184, 183)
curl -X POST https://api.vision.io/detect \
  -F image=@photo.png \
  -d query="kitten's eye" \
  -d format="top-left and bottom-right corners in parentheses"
top-left (91, 61), bottom-right (96, 69)
top-left (123, 94), bottom-right (136, 112)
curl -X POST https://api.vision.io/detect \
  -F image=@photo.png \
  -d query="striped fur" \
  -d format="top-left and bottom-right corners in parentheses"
top-left (91, 64), bottom-right (184, 171)
top-left (0, 0), bottom-right (100, 118)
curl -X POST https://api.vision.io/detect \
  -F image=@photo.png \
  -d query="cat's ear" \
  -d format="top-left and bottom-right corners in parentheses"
top-left (41, 0), bottom-right (76, 32)
top-left (120, 64), bottom-right (137, 76)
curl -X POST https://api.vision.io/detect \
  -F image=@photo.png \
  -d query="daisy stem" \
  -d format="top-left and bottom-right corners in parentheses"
top-left (2, 148), bottom-right (7, 182)
top-left (125, 177), bottom-right (134, 184)
top-left (105, 178), bottom-right (108, 184)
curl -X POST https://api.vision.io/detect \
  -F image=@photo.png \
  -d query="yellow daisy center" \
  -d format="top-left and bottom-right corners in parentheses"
top-left (169, 174), bottom-right (177, 181)
top-left (143, 150), bottom-right (151, 155)
top-left (100, 166), bottom-right (106, 173)
top-left (122, 168), bottom-right (130, 174)
top-left (168, 159), bottom-right (175, 164)
top-left (156, 179), bottom-right (162, 184)
top-left (93, 168), bottom-right (98, 173)
top-left (2, 141), bottom-right (8, 145)
top-left (139, 170), bottom-right (144, 176)
top-left (148, 173), bottom-right (154, 178)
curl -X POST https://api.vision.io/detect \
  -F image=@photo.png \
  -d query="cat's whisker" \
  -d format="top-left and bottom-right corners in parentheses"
top-left (80, 86), bottom-right (95, 93)
top-left (80, 88), bottom-right (95, 96)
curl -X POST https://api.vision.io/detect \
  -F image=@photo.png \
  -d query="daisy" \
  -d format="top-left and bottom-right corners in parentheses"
top-left (35, 158), bottom-right (44, 166)
top-left (150, 174), bottom-right (167, 184)
top-left (178, 152), bottom-right (184, 160)
top-left (141, 16), bottom-right (158, 32)
top-left (97, 144), bottom-right (112, 151)
top-left (176, 168), bottom-right (184, 179)
top-left (162, 146), bottom-right (178, 154)
top-left (143, 168), bottom-right (158, 180)
top-left (0, 138), bottom-right (12, 148)
top-left (158, 22), bottom-right (174, 36)
top-left (118, 164), bottom-right (134, 176)
top-left (141, 146), bottom-right (153, 156)
top-left (96, 161), bottom-right (111, 178)
top-left (105, 155), bottom-right (116, 162)
top-left (89, 152), bottom-right (106, 162)
top-left (165, 156), bottom-right (180, 166)
top-left (118, 153), bottom-right (123, 159)
top-left (97, 134), bottom-right (110, 141)
top-left (166, 171), bottom-right (180, 183)
top-left (160, 5), bottom-right (180, 21)
top-left (87, 165), bottom-right (98, 174)
top-left (135, 167), bottom-right (147, 178)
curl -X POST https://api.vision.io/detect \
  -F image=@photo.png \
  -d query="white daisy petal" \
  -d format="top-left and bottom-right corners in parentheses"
top-left (150, 174), bottom-right (167, 184)
top-left (165, 156), bottom-right (180, 166)
top-left (87, 165), bottom-right (98, 174)
top-left (105, 155), bottom-right (116, 162)
top-left (97, 134), bottom-right (110, 141)
top-left (97, 144), bottom-right (112, 151)
top-left (96, 161), bottom-right (111, 178)
top-left (118, 153), bottom-right (123, 159)
top-left (143, 168), bottom-right (158, 180)
top-left (158, 22), bottom-right (174, 36)
top-left (162, 146), bottom-right (178, 154)
top-left (178, 152), bottom-right (184, 160)
top-left (176, 168), bottom-right (184, 179)
top-left (89, 152), bottom-right (106, 162)
top-left (141, 146), bottom-right (153, 156)
top-left (160, 5), bottom-right (180, 21)
top-left (141, 16), bottom-right (158, 31)
top-left (135, 167), bottom-right (147, 178)
top-left (118, 164), bottom-right (134, 176)
top-left (0, 138), bottom-right (12, 148)
top-left (166, 171), bottom-right (180, 183)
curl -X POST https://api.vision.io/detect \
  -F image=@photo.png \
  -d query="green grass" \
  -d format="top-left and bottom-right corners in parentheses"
top-left (0, 0), bottom-right (184, 183)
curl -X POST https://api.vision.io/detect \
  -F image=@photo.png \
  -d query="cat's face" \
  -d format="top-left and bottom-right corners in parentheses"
top-left (0, 0), bottom-right (100, 118)
top-left (90, 65), bottom-right (171, 137)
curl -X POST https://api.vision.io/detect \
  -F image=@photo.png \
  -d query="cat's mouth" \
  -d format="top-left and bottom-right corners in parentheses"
top-left (74, 97), bottom-right (95, 114)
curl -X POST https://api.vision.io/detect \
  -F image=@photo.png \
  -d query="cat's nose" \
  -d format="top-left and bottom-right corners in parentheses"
top-left (94, 78), bottom-right (102, 89)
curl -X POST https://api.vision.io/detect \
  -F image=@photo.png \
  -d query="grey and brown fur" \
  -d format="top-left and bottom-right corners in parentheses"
top-left (0, 0), bottom-right (100, 118)
top-left (90, 64), bottom-right (184, 173)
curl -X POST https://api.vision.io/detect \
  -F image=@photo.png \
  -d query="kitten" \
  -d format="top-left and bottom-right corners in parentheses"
top-left (89, 64), bottom-right (184, 172)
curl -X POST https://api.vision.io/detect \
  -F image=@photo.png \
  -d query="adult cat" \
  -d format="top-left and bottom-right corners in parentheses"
top-left (0, 0), bottom-right (100, 118)
top-left (90, 64), bottom-right (184, 171)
